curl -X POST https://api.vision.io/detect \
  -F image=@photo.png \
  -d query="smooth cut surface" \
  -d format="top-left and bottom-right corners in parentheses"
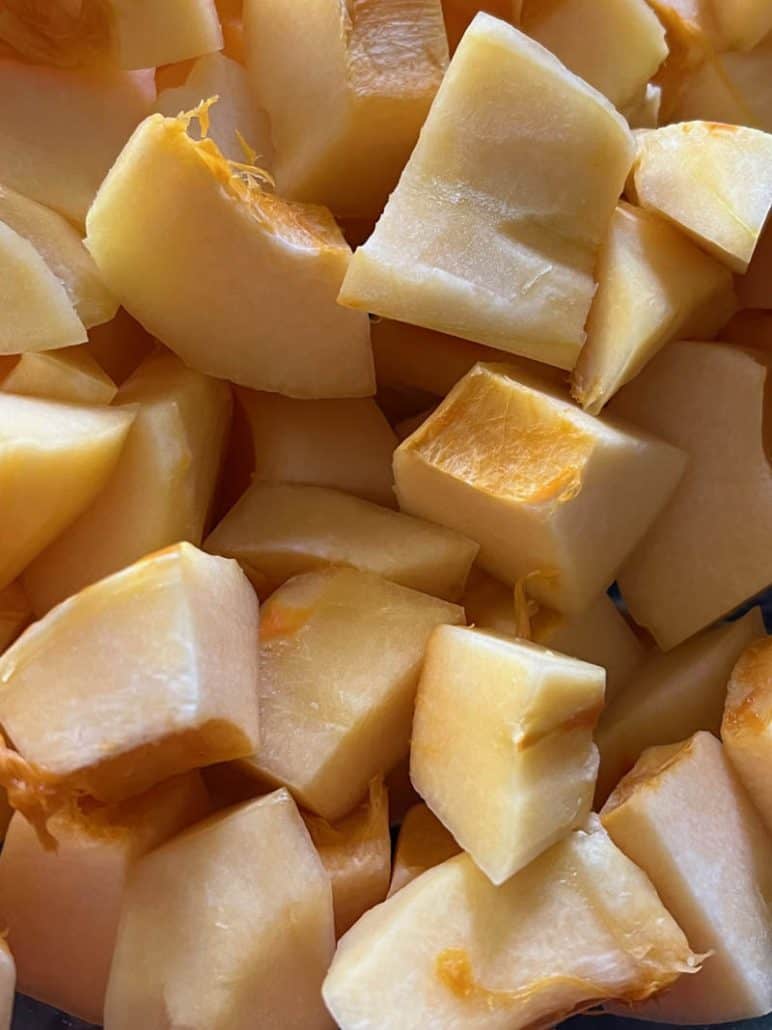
top-left (0, 349), bottom-right (117, 406)
top-left (722, 636), bottom-right (772, 831)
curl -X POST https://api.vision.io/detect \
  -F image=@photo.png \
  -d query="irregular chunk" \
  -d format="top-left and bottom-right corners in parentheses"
top-left (602, 732), bottom-right (772, 1022)
top-left (0, 62), bottom-right (154, 225)
top-left (244, 0), bottom-right (448, 218)
top-left (104, 790), bottom-right (335, 1030)
top-left (595, 608), bottom-right (763, 803)
top-left (672, 37), bottom-right (772, 133)
top-left (395, 362), bottom-right (686, 614)
top-left (0, 349), bottom-right (117, 405)
top-left (236, 391), bottom-right (397, 507)
top-left (572, 202), bottom-right (736, 413)
top-left (340, 14), bottom-right (634, 370)
top-left (710, 0), bottom-right (772, 51)
top-left (241, 567), bottom-right (463, 821)
top-left (85, 110), bottom-right (373, 397)
top-left (205, 482), bottom-right (478, 601)
top-left (0, 395), bottom-right (133, 591)
top-left (0, 582), bottom-right (31, 655)
top-left (388, 803), bottom-right (460, 896)
top-left (0, 773), bottom-right (209, 1023)
top-left (612, 342), bottom-right (772, 649)
top-left (628, 121), bottom-right (772, 273)
top-left (0, 543), bottom-right (259, 809)
top-left (305, 779), bottom-right (391, 937)
top-left (412, 626), bottom-right (604, 883)
top-left (24, 350), bottom-right (231, 615)
top-left (722, 636), bottom-right (772, 831)
top-left (323, 817), bottom-right (699, 1030)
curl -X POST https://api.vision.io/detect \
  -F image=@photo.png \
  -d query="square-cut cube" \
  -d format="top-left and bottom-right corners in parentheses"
top-left (722, 636), bottom-right (772, 831)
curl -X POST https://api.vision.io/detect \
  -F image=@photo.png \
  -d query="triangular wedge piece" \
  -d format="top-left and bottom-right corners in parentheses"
top-left (628, 121), bottom-right (772, 273)
top-left (602, 732), bottom-right (772, 1023)
top-left (23, 350), bottom-right (231, 615)
top-left (572, 202), bottom-right (736, 413)
top-left (339, 13), bottom-right (635, 371)
top-left (85, 110), bottom-right (374, 397)
top-left (411, 626), bottom-right (605, 883)
top-left (243, 0), bottom-right (448, 218)
top-left (0, 394), bottom-right (134, 590)
top-left (388, 803), bottom-right (460, 896)
top-left (104, 791), bottom-right (335, 1030)
top-left (0, 349), bottom-right (117, 405)
top-left (0, 543), bottom-right (259, 810)
top-left (611, 341), bottom-right (772, 649)
top-left (323, 817), bottom-right (699, 1030)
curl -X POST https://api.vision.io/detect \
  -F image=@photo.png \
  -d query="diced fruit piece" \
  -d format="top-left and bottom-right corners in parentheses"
top-left (243, 0), bottom-right (448, 218)
top-left (0, 0), bottom-right (222, 69)
top-left (0, 582), bottom-right (31, 654)
top-left (628, 122), bottom-right (772, 273)
top-left (463, 570), bottom-right (644, 702)
top-left (722, 636), bottom-right (772, 831)
top-left (236, 391), bottom-right (397, 507)
top-left (521, 0), bottom-right (667, 108)
top-left (411, 626), bottom-right (604, 883)
top-left (85, 110), bottom-right (374, 397)
top-left (723, 310), bottom-right (772, 352)
top-left (84, 309), bottom-right (154, 384)
top-left (0, 543), bottom-right (259, 810)
top-left (442, 0), bottom-right (515, 51)
top-left (571, 202), bottom-right (736, 413)
top-left (595, 608), bottom-right (763, 803)
top-left (205, 482), bottom-right (478, 601)
top-left (0, 395), bottom-right (133, 591)
top-left (672, 38), bottom-right (772, 132)
top-left (645, 0), bottom-right (725, 53)
top-left (0, 183), bottom-right (116, 329)
top-left (0, 62), bottom-right (154, 225)
top-left (0, 939), bottom-right (13, 1030)
top-left (612, 342), bottom-right (772, 649)
top-left (154, 53), bottom-right (273, 165)
top-left (388, 803), bottom-right (460, 896)
top-left (0, 221), bottom-right (87, 352)
top-left (602, 732), bottom-right (772, 1022)
top-left (241, 567), bottom-right (463, 821)
top-left (323, 816), bottom-right (699, 1029)
top-left (622, 82), bottom-right (662, 129)
top-left (0, 773), bottom-right (209, 1023)
top-left (0, 349), bottom-right (117, 405)
top-left (738, 221), bottom-right (772, 309)
top-left (395, 362), bottom-right (686, 614)
top-left (23, 351), bottom-right (231, 615)
top-left (305, 778), bottom-right (391, 937)
top-left (104, 790), bottom-right (335, 1030)
top-left (710, 0), bottom-right (772, 52)
top-left (339, 14), bottom-right (635, 371)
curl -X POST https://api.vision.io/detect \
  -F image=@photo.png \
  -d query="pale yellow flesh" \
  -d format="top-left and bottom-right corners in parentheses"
top-left (394, 362), bottom-right (686, 614)
top-left (602, 732), bottom-right (772, 1023)
top-left (0, 543), bottom-right (260, 801)
top-left (672, 37), bottom-right (772, 134)
top-left (612, 342), bottom-right (772, 649)
top-left (205, 481), bottom-right (479, 602)
top-left (0, 349), bottom-right (117, 406)
top-left (0, 773), bottom-right (209, 1024)
top-left (340, 13), bottom-right (635, 370)
top-left (23, 350), bottom-right (231, 615)
top-left (388, 802), bottom-right (460, 896)
top-left (323, 817), bottom-right (698, 1030)
top-left (242, 567), bottom-right (463, 821)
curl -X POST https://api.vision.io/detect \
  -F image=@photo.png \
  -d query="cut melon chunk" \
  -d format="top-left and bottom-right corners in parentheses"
top-left (710, 0), bottom-right (772, 52)
top-left (571, 202), bottom-right (736, 413)
top-left (241, 567), bottom-right (463, 821)
top-left (205, 482), bottom-right (478, 601)
top-left (323, 816), bottom-right (699, 1030)
top-left (339, 14), bottom-right (635, 371)
top-left (243, 0), bottom-right (448, 218)
top-left (612, 342), bottom-right (772, 649)
top-left (0, 773), bottom-right (209, 1024)
top-left (388, 803), bottom-right (460, 896)
top-left (412, 626), bottom-right (604, 883)
top-left (105, 790), bottom-right (335, 1029)
top-left (595, 607), bottom-right (764, 803)
top-left (0, 940), bottom-right (13, 1030)
top-left (628, 121), bottom-right (772, 273)
top-left (722, 636), bottom-right (772, 832)
top-left (236, 391), bottom-right (397, 507)
top-left (85, 110), bottom-right (374, 397)
top-left (521, 0), bottom-right (667, 109)
top-left (0, 61), bottom-right (154, 225)
top-left (673, 38), bottom-right (772, 133)
top-left (0, 582), bottom-right (31, 655)
top-left (395, 362), bottom-right (686, 614)
top-left (0, 543), bottom-right (259, 812)
top-left (84, 309), bottom-right (154, 384)
top-left (305, 778), bottom-right (391, 937)
top-left (23, 350), bottom-right (231, 615)
top-left (602, 732), bottom-right (772, 1023)
top-left (0, 394), bottom-right (133, 591)
top-left (0, 349), bottom-right (117, 405)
